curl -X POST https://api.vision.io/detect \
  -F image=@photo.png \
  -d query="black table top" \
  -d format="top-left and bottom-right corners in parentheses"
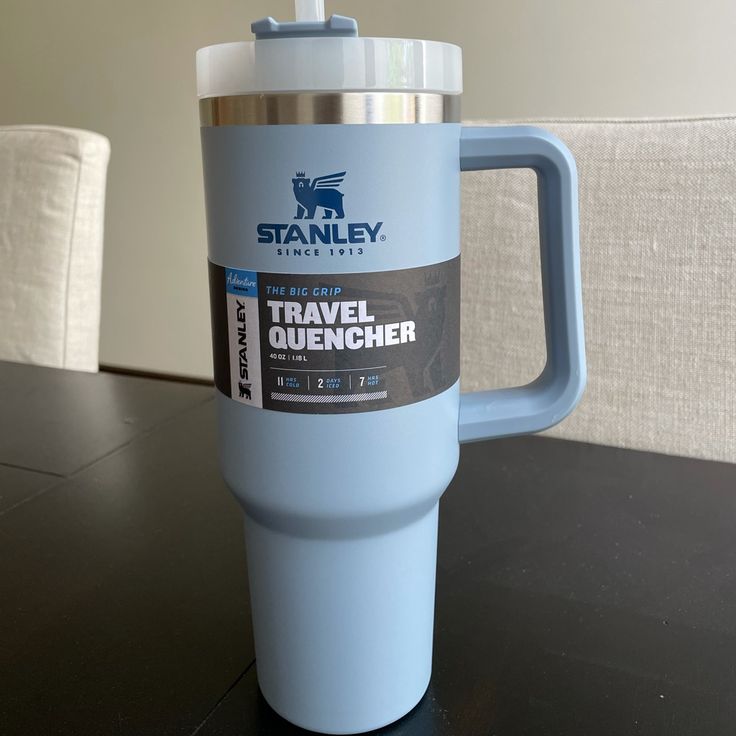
top-left (2, 360), bottom-right (735, 736)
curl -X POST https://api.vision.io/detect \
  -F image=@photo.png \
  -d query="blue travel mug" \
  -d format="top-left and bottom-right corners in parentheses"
top-left (197, 4), bottom-right (585, 733)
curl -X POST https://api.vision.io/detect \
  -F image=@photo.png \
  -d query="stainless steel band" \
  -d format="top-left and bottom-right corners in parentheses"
top-left (199, 92), bottom-right (461, 126)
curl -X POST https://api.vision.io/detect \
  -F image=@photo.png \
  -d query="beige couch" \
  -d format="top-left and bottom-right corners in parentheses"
top-left (461, 116), bottom-right (735, 463)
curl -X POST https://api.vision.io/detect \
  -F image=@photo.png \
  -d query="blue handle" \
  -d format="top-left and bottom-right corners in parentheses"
top-left (459, 126), bottom-right (586, 443)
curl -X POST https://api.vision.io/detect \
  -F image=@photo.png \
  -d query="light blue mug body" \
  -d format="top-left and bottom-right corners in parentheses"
top-left (201, 115), bottom-right (585, 733)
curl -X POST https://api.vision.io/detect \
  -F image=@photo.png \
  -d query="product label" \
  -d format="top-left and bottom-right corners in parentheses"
top-left (209, 257), bottom-right (460, 414)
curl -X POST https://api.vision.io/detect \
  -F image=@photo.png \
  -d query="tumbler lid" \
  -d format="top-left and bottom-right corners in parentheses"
top-left (196, 1), bottom-right (462, 98)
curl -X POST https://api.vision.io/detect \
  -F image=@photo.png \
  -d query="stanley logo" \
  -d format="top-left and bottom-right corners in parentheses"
top-left (257, 170), bottom-right (384, 246)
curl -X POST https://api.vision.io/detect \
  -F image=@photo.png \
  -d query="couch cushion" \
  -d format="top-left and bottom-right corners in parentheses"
top-left (0, 125), bottom-right (110, 371)
top-left (460, 116), bottom-right (736, 462)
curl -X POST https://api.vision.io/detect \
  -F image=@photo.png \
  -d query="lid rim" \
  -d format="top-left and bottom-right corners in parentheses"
top-left (195, 36), bottom-right (463, 54)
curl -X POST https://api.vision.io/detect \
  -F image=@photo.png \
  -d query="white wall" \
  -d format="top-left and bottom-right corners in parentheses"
top-left (2, 0), bottom-right (735, 377)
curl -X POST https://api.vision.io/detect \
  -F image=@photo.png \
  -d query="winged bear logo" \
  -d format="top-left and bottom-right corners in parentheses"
top-left (292, 171), bottom-right (346, 220)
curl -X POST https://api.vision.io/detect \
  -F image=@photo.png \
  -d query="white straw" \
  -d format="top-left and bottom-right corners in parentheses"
top-left (295, 0), bottom-right (325, 22)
